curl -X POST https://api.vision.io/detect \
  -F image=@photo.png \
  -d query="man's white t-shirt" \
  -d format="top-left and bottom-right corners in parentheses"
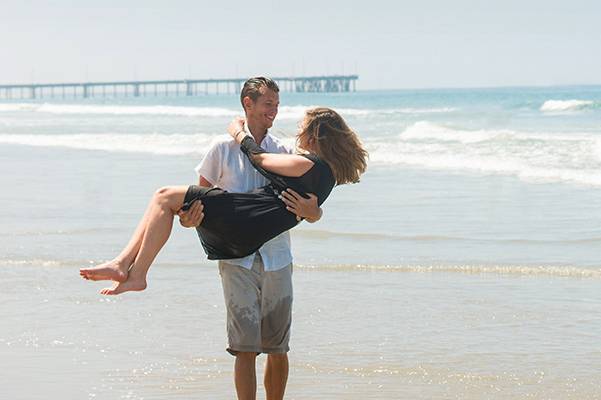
top-left (194, 132), bottom-right (293, 271)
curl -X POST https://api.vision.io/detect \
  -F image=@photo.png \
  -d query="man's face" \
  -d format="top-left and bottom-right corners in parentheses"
top-left (245, 87), bottom-right (279, 130)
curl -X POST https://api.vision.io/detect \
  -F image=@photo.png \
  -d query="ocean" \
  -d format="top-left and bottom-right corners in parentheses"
top-left (1, 86), bottom-right (600, 399)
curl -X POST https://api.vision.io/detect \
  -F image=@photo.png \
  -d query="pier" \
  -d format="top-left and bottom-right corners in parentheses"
top-left (0, 75), bottom-right (358, 99)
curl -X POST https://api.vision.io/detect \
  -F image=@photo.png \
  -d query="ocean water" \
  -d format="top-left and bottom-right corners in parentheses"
top-left (1, 86), bottom-right (601, 399)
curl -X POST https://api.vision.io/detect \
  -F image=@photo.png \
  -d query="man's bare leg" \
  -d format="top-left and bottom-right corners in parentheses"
top-left (80, 200), bottom-right (157, 282)
top-left (98, 186), bottom-right (189, 295)
top-left (235, 352), bottom-right (258, 400)
top-left (264, 353), bottom-right (288, 400)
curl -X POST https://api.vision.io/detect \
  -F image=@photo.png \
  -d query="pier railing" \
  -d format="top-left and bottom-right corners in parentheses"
top-left (0, 75), bottom-right (358, 99)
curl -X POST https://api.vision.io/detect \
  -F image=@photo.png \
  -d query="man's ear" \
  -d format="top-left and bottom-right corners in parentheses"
top-left (242, 96), bottom-right (253, 111)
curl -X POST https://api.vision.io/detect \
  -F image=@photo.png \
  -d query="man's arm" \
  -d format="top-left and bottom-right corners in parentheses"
top-left (198, 176), bottom-right (212, 187)
top-left (280, 189), bottom-right (323, 223)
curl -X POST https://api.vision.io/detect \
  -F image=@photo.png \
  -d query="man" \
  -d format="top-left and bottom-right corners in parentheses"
top-left (179, 77), bottom-right (321, 400)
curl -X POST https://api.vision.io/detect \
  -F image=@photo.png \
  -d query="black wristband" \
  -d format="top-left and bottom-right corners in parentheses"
top-left (240, 136), bottom-right (266, 155)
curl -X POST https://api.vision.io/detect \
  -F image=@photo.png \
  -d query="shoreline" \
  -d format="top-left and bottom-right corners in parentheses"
top-left (2, 259), bottom-right (601, 279)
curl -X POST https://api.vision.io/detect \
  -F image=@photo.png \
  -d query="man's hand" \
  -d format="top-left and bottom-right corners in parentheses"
top-left (228, 117), bottom-right (246, 142)
top-left (280, 189), bottom-right (322, 223)
top-left (178, 201), bottom-right (204, 228)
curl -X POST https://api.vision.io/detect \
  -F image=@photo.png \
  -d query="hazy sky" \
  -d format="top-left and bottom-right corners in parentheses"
top-left (1, 0), bottom-right (600, 89)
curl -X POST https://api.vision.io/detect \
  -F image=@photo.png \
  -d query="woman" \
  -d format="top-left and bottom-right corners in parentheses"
top-left (80, 107), bottom-right (368, 295)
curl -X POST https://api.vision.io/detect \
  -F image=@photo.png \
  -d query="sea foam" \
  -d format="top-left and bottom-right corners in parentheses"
top-left (3, 120), bottom-right (601, 187)
top-left (367, 121), bottom-right (601, 187)
top-left (2, 258), bottom-right (599, 278)
top-left (540, 99), bottom-right (595, 112)
top-left (0, 103), bottom-right (239, 117)
top-left (0, 132), bottom-right (298, 156)
top-left (0, 102), bottom-right (455, 119)
top-left (0, 133), bottom-right (217, 155)
top-left (296, 263), bottom-right (601, 278)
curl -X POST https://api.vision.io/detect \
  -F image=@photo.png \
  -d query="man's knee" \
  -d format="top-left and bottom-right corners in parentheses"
top-left (236, 351), bottom-right (258, 361)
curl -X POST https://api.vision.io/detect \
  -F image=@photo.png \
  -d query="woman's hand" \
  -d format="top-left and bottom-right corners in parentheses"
top-left (280, 189), bottom-right (322, 223)
top-left (178, 201), bottom-right (204, 228)
top-left (228, 117), bottom-right (246, 142)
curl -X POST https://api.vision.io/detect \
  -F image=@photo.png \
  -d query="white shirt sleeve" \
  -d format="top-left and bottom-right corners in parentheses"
top-left (269, 135), bottom-right (294, 154)
top-left (194, 142), bottom-right (223, 185)
top-left (280, 142), bottom-right (294, 154)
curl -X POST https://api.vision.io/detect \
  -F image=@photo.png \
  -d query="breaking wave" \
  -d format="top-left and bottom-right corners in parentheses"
top-left (367, 121), bottom-right (601, 187)
top-left (540, 99), bottom-right (596, 112)
top-left (0, 132), bottom-right (219, 155)
top-left (0, 102), bottom-right (455, 119)
top-left (0, 103), bottom-right (238, 117)
top-left (2, 119), bottom-right (601, 187)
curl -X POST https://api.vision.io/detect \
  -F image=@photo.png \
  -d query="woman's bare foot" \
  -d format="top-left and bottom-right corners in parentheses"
top-left (100, 276), bottom-right (147, 295)
top-left (80, 259), bottom-right (129, 282)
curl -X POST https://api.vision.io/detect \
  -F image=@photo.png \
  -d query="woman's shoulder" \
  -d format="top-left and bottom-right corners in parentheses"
top-left (299, 153), bottom-right (321, 167)
top-left (302, 154), bottom-right (333, 176)
top-left (303, 153), bottom-right (328, 165)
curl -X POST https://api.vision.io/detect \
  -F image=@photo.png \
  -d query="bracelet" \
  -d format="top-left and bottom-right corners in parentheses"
top-left (234, 130), bottom-right (245, 141)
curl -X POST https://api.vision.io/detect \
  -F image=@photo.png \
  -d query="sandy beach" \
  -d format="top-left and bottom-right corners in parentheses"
top-left (1, 261), bottom-right (600, 399)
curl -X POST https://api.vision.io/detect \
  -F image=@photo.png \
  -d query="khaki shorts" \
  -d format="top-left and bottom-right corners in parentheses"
top-left (219, 254), bottom-right (293, 355)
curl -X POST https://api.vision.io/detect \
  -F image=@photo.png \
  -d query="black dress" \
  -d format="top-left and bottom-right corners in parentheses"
top-left (182, 136), bottom-right (336, 260)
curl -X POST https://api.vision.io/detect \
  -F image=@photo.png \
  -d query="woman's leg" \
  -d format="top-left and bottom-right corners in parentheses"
top-left (80, 186), bottom-right (188, 294)
top-left (100, 186), bottom-right (188, 295)
top-left (80, 200), bottom-right (157, 282)
top-left (99, 185), bottom-right (190, 295)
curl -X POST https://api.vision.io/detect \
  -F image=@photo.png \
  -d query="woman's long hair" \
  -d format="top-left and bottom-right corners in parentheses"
top-left (297, 107), bottom-right (368, 185)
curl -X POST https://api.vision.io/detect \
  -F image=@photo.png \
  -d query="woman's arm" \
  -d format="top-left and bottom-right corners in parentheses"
top-left (228, 118), bottom-right (314, 177)
top-left (250, 152), bottom-right (314, 177)
top-left (228, 118), bottom-right (323, 221)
